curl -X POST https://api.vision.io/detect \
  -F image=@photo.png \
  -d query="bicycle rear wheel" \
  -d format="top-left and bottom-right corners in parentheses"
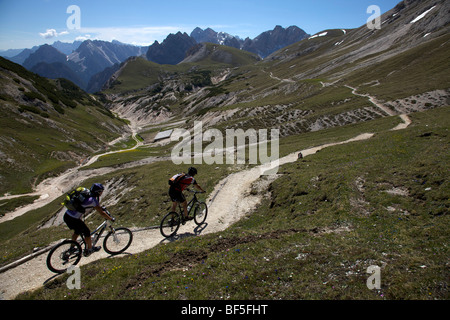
top-left (46, 240), bottom-right (82, 274)
top-left (160, 211), bottom-right (181, 238)
top-left (103, 227), bottom-right (133, 255)
top-left (194, 202), bottom-right (208, 225)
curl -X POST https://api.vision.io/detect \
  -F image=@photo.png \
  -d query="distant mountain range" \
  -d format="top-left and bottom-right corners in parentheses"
top-left (13, 40), bottom-right (147, 93)
top-left (1, 26), bottom-right (309, 93)
top-left (1, 41), bottom-right (83, 64)
top-left (191, 25), bottom-right (309, 58)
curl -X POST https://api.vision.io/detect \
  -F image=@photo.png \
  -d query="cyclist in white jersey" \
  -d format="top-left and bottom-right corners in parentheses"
top-left (63, 183), bottom-right (113, 256)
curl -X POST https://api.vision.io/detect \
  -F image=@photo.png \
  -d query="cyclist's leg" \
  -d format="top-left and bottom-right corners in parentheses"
top-left (181, 200), bottom-right (189, 219)
top-left (65, 213), bottom-right (87, 247)
top-left (71, 216), bottom-right (92, 250)
top-left (75, 220), bottom-right (91, 249)
top-left (85, 235), bottom-right (92, 250)
top-left (171, 201), bottom-right (177, 212)
top-left (70, 232), bottom-right (78, 242)
top-left (169, 187), bottom-right (188, 218)
top-left (64, 214), bottom-right (97, 255)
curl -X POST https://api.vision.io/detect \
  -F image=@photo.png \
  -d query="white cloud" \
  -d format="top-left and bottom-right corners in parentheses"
top-left (39, 29), bottom-right (69, 39)
top-left (39, 29), bottom-right (57, 39)
top-left (75, 34), bottom-right (91, 41)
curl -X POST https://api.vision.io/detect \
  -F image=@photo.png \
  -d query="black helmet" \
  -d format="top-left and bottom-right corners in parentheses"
top-left (90, 183), bottom-right (104, 197)
top-left (188, 167), bottom-right (197, 176)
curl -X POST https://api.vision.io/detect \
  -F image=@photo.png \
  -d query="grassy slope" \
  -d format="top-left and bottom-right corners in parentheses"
top-left (16, 106), bottom-right (449, 300)
top-left (0, 57), bottom-right (127, 195)
top-left (104, 58), bottom-right (174, 93)
top-left (187, 42), bottom-right (261, 67)
top-left (105, 44), bottom-right (260, 95)
top-left (344, 33), bottom-right (450, 100)
top-left (265, 31), bottom-right (450, 101)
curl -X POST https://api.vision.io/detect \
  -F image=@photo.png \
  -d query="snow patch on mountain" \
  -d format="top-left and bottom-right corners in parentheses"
top-left (309, 32), bottom-right (328, 40)
top-left (410, 6), bottom-right (436, 24)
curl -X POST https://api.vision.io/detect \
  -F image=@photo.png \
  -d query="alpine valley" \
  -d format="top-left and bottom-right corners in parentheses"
top-left (1, 25), bottom-right (308, 93)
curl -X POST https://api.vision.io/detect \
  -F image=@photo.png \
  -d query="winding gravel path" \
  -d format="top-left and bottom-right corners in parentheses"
top-left (0, 113), bottom-right (411, 300)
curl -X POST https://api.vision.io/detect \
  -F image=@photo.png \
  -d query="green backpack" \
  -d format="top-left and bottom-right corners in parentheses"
top-left (61, 187), bottom-right (91, 213)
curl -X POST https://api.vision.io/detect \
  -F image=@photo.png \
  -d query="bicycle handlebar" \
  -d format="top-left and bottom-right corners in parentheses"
top-left (186, 189), bottom-right (205, 194)
top-left (102, 206), bottom-right (115, 222)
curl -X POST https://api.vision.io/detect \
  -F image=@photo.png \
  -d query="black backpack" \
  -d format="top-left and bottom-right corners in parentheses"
top-left (168, 173), bottom-right (186, 186)
top-left (61, 187), bottom-right (91, 213)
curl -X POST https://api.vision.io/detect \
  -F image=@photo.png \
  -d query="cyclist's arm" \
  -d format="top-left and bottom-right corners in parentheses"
top-left (194, 183), bottom-right (205, 193)
top-left (94, 205), bottom-right (114, 220)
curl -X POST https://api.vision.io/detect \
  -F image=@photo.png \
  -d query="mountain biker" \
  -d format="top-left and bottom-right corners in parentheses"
top-left (63, 183), bottom-right (114, 256)
top-left (169, 167), bottom-right (205, 221)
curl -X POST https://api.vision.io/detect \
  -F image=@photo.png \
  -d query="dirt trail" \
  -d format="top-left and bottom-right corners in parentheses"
top-left (0, 113), bottom-right (412, 300)
top-left (392, 114), bottom-right (412, 131)
top-left (345, 85), bottom-right (397, 116)
top-left (0, 127), bottom-right (145, 224)
top-left (262, 69), bottom-right (295, 83)
top-left (344, 84), bottom-right (412, 130)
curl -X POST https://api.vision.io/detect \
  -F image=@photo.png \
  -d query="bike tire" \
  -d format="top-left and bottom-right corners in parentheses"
top-left (194, 202), bottom-right (208, 225)
top-left (103, 227), bottom-right (133, 255)
top-left (160, 211), bottom-right (181, 238)
top-left (46, 240), bottom-right (82, 274)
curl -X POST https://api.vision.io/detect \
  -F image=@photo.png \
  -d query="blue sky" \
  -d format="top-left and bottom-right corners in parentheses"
top-left (0, 0), bottom-right (401, 50)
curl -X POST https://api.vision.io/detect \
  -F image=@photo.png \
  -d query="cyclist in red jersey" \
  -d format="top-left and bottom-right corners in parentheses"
top-left (169, 167), bottom-right (205, 220)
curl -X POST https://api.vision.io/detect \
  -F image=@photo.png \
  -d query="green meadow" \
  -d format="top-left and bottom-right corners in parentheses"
top-left (11, 106), bottom-right (449, 300)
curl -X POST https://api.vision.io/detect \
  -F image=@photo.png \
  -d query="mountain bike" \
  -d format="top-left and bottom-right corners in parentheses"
top-left (160, 189), bottom-right (208, 238)
top-left (46, 206), bottom-right (133, 274)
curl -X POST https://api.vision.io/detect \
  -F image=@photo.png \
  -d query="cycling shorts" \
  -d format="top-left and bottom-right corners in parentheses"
top-left (63, 212), bottom-right (90, 237)
top-left (169, 187), bottom-right (186, 203)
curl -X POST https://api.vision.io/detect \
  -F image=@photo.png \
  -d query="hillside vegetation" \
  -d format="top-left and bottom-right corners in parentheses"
top-left (104, 28), bottom-right (449, 140)
top-left (0, 0), bottom-right (448, 301)
top-left (16, 106), bottom-right (449, 300)
top-left (0, 57), bottom-right (128, 195)
top-left (105, 43), bottom-right (260, 95)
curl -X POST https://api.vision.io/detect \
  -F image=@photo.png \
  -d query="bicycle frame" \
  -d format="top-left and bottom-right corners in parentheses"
top-left (177, 190), bottom-right (200, 216)
top-left (160, 189), bottom-right (207, 238)
top-left (79, 207), bottom-right (114, 247)
top-left (88, 219), bottom-right (113, 247)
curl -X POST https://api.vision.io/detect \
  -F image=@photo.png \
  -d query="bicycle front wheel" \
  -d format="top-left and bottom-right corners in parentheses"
top-left (160, 211), bottom-right (181, 238)
top-left (46, 240), bottom-right (82, 274)
top-left (194, 202), bottom-right (208, 225)
top-left (103, 227), bottom-right (133, 255)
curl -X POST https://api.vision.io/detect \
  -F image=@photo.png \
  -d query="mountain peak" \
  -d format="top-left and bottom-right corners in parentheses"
top-left (23, 44), bottom-right (66, 70)
top-left (188, 25), bottom-right (311, 61)
top-left (242, 25), bottom-right (309, 58)
top-left (146, 31), bottom-right (197, 65)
